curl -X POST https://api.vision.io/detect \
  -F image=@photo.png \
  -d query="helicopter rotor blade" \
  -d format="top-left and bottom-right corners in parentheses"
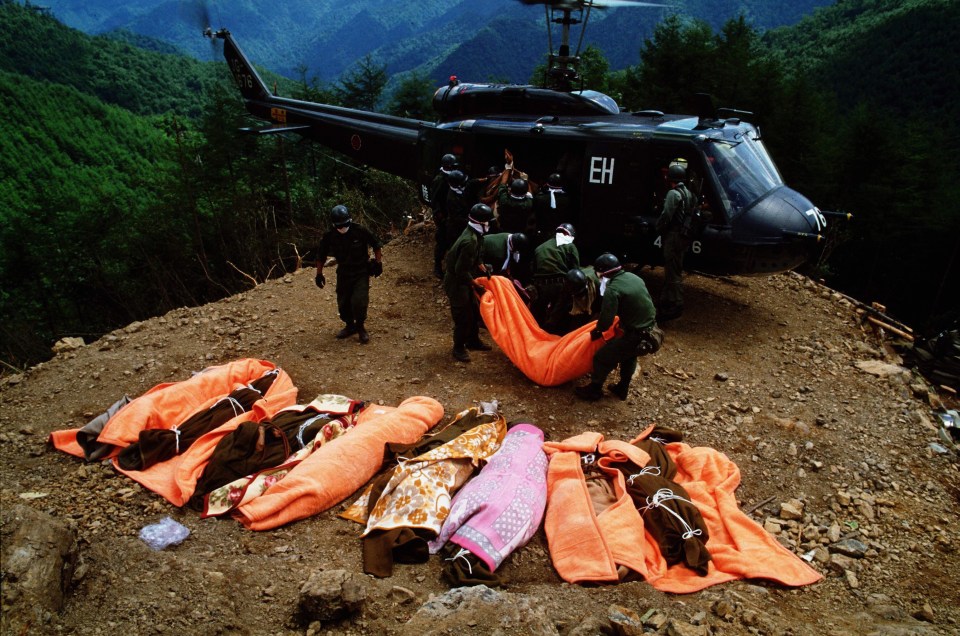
top-left (179, 0), bottom-right (213, 31)
top-left (517, 0), bottom-right (671, 7)
top-left (182, 0), bottom-right (219, 59)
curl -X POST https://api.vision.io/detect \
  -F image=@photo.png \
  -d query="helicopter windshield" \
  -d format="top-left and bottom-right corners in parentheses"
top-left (704, 133), bottom-right (784, 216)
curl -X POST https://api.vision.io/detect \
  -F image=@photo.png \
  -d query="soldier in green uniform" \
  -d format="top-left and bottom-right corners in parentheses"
top-left (496, 177), bottom-right (535, 235)
top-left (543, 265), bottom-right (601, 335)
top-left (529, 223), bottom-right (580, 325)
top-left (429, 154), bottom-right (458, 278)
top-left (655, 162), bottom-right (698, 321)
top-left (575, 253), bottom-right (662, 401)
top-left (444, 203), bottom-right (495, 362)
top-left (480, 231), bottom-right (531, 285)
top-left (443, 170), bottom-right (475, 247)
top-left (315, 204), bottom-right (382, 344)
top-left (533, 173), bottom-right (575, 244)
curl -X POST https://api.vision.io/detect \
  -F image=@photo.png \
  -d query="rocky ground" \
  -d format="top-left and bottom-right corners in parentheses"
top-left (1, 224), bottom-right (958, 636)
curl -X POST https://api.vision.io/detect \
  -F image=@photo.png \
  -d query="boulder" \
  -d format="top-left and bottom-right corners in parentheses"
top-left (1, 504), bottom-right (78, 634)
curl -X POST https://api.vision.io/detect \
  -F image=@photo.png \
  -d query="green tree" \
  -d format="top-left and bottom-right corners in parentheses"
top-left (634, 15), bottom-right (715, 112)
top-left (336, 54), bottom-right (387, 111)
top-left (578, 45), bottom-right (610, 94)
top-left (386, 71), bottom-right (436, 120)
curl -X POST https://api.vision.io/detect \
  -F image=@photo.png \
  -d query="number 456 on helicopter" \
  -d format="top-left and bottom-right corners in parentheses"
top-left (204, 0), bottom-right (845, 276)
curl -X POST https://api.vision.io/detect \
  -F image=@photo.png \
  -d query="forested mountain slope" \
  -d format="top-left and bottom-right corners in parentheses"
top-left (40, 0), bottom-right (834, 82)
top-left (0, 1), bottom-right (217, 117)
top-left (2, 2), bottom-right (412, 366)
top-left (764, 0), bottom-right (960, 120)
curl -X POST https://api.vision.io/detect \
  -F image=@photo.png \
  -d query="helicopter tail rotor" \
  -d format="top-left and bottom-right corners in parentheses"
top-left (182, 0), bottom-right (220, 59)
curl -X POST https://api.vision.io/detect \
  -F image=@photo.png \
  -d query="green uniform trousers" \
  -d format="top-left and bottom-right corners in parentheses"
top-left (336, 271), bottom-right (370, 327)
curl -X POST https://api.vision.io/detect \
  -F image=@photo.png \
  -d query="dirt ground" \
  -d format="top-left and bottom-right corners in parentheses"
top-left (1, 224), bottom-right (958, 635)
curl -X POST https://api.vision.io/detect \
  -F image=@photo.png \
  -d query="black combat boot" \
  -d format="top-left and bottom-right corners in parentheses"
top-left (607, 383), bottom-right (629, 401)
top-left (336, 323), bottom-right (357, 339)
top-left (574, 382), bottom-right (603, 401)
top-left (452, 347), bottom-right (471, 362)
top-left (357, 323), bottom-right (370, 344)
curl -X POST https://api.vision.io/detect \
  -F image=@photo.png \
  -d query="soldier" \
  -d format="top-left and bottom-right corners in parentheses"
top-left (542, 266), bottom-right (601, 335)
top-left (529, 223), bottom-right (580, 325)
top-left (575, 253), bottom-right (662, 401)
top-left (429, 153), bottom-right (458, 278)
top-left (442, 169), bottom-right (475, 248)
top-left (315, 205), bottom-right (383, 344)
top-left (655, 161), bottom-right (698, 321)
top-left (481, 231), bottom-right (532, 285)
top-left (444, 203), bottom-right (495, 362)
top-left (496, 177), bottom-right (535, 235)
top-left (533, 172), bottom-right (574, 244)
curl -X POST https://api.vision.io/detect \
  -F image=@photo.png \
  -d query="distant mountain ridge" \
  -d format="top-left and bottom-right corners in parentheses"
top-left (39, 0), bottom-right (834, 84)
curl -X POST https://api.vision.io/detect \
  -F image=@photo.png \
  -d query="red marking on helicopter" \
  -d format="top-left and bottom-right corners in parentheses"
top-left (350, 134), bottom-right (362, 151)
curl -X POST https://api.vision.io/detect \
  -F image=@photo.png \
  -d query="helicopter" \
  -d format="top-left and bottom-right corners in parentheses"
top-left (204, 0), bottom-right (842, 276)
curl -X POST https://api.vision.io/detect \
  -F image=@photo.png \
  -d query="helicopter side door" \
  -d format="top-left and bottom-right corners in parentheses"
top-left (642, 142), bottom-right (727, 270)
top-left (578, 140), bottom-right (657, 263)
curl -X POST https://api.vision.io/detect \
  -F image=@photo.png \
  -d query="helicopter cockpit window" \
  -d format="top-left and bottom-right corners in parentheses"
top-left (573, 90), bottom-right (620, 115)
top-left (703, 133), bottom-right (783, 217)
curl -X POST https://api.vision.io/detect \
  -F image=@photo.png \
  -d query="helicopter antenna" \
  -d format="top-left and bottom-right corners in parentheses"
top-left (575, 1), bottom-right (593, 58)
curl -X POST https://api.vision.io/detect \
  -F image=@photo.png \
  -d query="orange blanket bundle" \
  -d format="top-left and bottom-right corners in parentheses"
top-left (543, 427), bottom-right (822, 593)
top-left (235, 396), bottom-right (444, 531)
top-left (474, 276), bottom-right (616, 386)
top-left (50, 359), bottom-right (299, 506)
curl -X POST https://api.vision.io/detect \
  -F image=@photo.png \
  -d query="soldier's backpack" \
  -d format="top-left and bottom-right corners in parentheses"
top-left (674, 185), bottom-right (701, 239)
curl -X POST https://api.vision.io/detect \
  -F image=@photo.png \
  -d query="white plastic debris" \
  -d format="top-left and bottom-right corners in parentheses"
top-left (139, 516), bottom-right (190, 550)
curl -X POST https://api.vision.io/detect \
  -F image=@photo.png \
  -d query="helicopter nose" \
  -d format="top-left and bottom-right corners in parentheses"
top-left (738, 187), bottom-right (824, 241)
top-left (730, 187), bottom-right (825, 273)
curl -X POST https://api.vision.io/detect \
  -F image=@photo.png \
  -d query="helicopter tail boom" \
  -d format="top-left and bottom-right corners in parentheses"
top-left (210, 28), bottom-right (428, 181)
top-left (213, 29), bottom-right (271, 102)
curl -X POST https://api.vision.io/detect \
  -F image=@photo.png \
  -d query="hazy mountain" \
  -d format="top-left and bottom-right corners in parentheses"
top-left (40, 0), bottom-right (834, 83)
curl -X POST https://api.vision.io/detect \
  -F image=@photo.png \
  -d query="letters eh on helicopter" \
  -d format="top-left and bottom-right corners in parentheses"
top-left (204, 0), bottom-right (844, 276)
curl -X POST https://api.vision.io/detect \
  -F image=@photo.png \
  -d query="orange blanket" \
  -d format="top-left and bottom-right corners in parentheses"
top-left (234, 396), bottom-right (444, 531)
top-left (474, 276), bottom-right (616, 386)
top-left (543, 428), bottom-right (822, 593)
top-left (49, 359), bottom-right (299, 506)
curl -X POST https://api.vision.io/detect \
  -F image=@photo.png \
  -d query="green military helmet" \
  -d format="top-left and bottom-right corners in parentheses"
top-left (441, 153), bottom-right (458, 171)
top-left (509, 178), bottom-right (528, 197)
top-left (509, 232), bottom-right (530, 252)
top-left (447, 169), bottom-right (467, 188)
top-left (594, 252), bottom-right (621, 277)
top-left (667, 163), bottom-right (687, 181)
top-left (468, 203), bottom-right (494, 224)
top-left (331, 204), bottom-right (351, 228)
top-left (565, 268), bottom-right (588, 296)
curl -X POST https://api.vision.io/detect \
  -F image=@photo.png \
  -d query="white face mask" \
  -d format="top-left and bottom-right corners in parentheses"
top-left (556, 232), bottom-right (574, 246)
top-left (468, 221), bottom-right (489, 235)
top-left (336, 225), bottom-right (349, 234)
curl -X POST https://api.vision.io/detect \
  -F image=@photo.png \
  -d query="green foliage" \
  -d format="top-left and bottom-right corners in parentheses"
top-left (386, 71), bottom-right (437, 120)
top-left (0, 66), bottom-right (177, 362)
top-left (529, 45), bottom-right (610, 93)
top-left (0, 3), bottom-right (415, 366)
top-left (0, 1), bottom-right (219, 118)
top-left (610, 5), bottom-right (958, 328)
top-left (293, 64), bottom-right (340, 105)
top-left (335, 54), bottom-right (387, 111)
